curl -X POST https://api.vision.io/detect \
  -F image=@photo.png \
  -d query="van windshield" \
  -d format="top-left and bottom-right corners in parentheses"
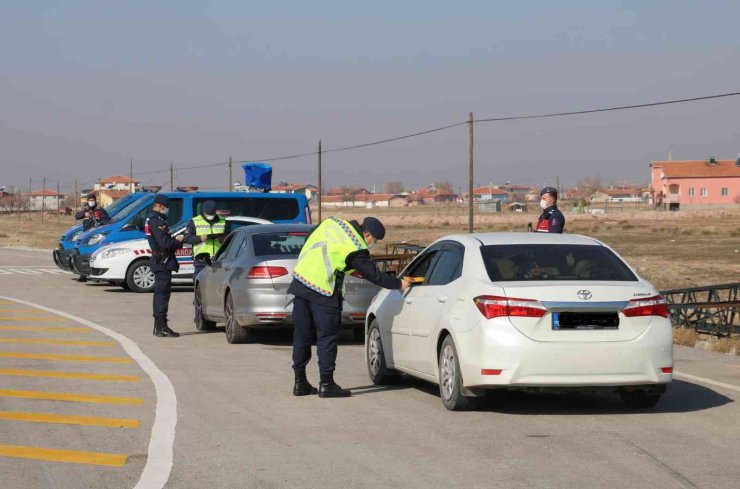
top-left (111, 195), bottom-right (154, 223)
top-left (194, 197), bottom-right (301, 222)
top-left (104, 194), bottom-right (142, 216)
top-left (480, 244), bottom-right (638, 282)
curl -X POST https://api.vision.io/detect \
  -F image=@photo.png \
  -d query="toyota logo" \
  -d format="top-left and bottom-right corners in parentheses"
top-left (577, 290), bottom-right (592, 300)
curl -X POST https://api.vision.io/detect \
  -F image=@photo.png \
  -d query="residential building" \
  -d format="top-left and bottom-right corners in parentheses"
top-left (97, 190), bottom-right (131, 207)
top-left (472, 186), bottom-right (509, 203)
top-left (650, 158), bottom-right (740, 209)
top-left (272, 183), bottom-right (319, 203)
top-left (94, 175), bottom-right (140, 193)
top-left (28, 189), bottom-right (65, 211)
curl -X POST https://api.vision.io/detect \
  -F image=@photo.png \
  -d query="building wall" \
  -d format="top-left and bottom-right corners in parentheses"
top-left (652, 172), bottom-right (739, 205)
top-left (29, 195), bottom-right (62, 210)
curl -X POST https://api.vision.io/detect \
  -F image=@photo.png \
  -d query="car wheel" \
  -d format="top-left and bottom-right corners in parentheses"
top-left (126, 260), bottom-right (155, 293)
top-left (224, 292), bottom-right (250, 344)
top-left (438, 336), bottom-right (477, 411)
top-left (367, 320), bottom-right (399, 385)
top-left (620, 390), bottom-right (662, 409)
top-left (119, 282), bottom-right (131, 291)
top-left (194, 285), bottom-right (216, 331)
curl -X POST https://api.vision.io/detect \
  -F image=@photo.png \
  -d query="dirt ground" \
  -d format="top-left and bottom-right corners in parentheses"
top-left (1, 206), bottom-right (739, 291)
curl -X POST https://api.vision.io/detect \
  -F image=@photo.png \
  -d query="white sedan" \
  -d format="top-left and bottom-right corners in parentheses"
top-left (365, 232), bottom-right (673, 411)
top-left (88, 216), bottom-right (271, 292)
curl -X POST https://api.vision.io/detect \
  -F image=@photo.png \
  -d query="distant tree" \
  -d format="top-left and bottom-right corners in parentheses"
top-left (434, 181), bottom-right (454, 192)
top-left (384, 181), bottom-right (405, 194)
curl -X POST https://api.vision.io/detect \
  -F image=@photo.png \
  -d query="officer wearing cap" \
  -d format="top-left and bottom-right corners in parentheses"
top-left (146, 194), bottom-right (184, 337)
top-left (75, 193), bottom-right (111, 231)
top-left (183, 200), bottom-right (226, 282)
top-left (536, 186), bottom-right (565, 233)
top-left (289, 216), bottom-right (411, 398)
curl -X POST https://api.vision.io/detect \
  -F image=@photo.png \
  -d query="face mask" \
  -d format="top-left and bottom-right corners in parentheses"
top-left (87, 201), bottom-right (96, 208)
top-left (161, 207), bottom-right (169, 216)
top-left (539, 199), bottom-right (549, 210)
top-left (204, 213), bottom-right (216, 220)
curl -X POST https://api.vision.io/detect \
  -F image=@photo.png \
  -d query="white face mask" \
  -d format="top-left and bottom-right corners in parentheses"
top-left (539, 199), bottom-right (549, 210)
top-left (204, 213), bottom-right (216, 220)
top-left (87, 201), bottom-right (96, 208)
top-left (161, 207), bottom-right (169, 216)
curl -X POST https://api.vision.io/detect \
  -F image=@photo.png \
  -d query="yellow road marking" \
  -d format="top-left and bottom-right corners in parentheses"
top-left (0, 338), bottom-right (113, 347)
top-left (0, 443), bottom-right (127, 467)
top-left (0, 325), bottom-right (91, 333)
top-left (0, 316), bottom-right (71, 322)
top-left (0, 410), bottom-right (139, 428)
top-left (0, 308), bottom-right (55, 314)
top-left (0, 368), bottom-right (139, 382)
top-left (0, 389), bottom-right (143, 406)
top-left (0, 352), bottom-right (132, 364)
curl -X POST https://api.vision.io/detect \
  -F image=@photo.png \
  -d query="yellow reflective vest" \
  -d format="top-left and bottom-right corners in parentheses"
top-left (292, 217), bottom-right (367, 296)
top-left (191, 215), bottom-right (226, 257)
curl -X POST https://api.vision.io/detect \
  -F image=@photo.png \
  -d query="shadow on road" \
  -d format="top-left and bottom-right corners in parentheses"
top-left (373, 377), bottom-right (732, 414)
top-left (101, 286), bottom-right (195, 293)
top-left (349, 384), bottom-right (412, 396)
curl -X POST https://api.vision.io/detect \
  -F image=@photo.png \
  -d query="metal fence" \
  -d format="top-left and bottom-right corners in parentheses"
top-left (660, 283), bottom-right (740, 337)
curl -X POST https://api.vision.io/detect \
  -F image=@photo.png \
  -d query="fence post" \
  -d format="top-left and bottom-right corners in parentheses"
top-left (228, 157), bottom-right (232, 191)
top-left (468, 112), bottom-right (474, 233)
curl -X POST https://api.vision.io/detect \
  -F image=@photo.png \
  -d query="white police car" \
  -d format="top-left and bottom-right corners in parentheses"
top-left (89, 216), bottom-right (271, 292)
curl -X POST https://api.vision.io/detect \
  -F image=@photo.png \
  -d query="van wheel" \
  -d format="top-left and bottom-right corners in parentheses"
top-left (194, 285), bottom-right (216, 331)
top-left (439, 336), bottom-right (477, 411)
top-left (127, 260), bottom-right (155, 293)
top-left (366, 320), bottom-right (399, 385)
top-left (224, 292), bottom-right (250, 344)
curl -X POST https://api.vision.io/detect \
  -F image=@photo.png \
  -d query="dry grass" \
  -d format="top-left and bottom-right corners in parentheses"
top-left (673, 328), bottom-right (700, 347)
top-left (0, 213), bottom-right (76, 249)
top-left (675, 328), bottom-right (740, 356)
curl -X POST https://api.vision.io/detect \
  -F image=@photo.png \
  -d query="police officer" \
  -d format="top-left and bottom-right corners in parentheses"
top-left (289, 216), bottom-right (411, 398)
top-left (75, 193), bottom-right (111, 231)
top-left (535, 186), bottom-right (565, 233)
top-left (183, 200), bottom-right (226, 281)
top-left (146, 194), bottom-right (184, 337)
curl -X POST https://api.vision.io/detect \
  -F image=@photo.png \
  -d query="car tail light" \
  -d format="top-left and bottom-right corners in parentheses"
top-left (350, 271), bottom-right (363, 278)
top-left (481, 369), bottom-right (502, 376)
top-left (247, 266), bottom-right (289, 279)
top-left (623, 295), bottom-right (668, 318)
top-left (661, 367), bottom-right (673, 374)
top-left (473, 295), bottom-right (547, 319)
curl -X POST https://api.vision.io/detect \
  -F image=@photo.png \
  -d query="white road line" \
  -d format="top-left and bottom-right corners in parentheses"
top-left (674, 371), bottom-right (740, 394)
top-left (0, 295), bottom-right (176, 489)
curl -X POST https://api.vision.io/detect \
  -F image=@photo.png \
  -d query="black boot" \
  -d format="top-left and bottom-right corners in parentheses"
top-left (319, 373), bottom-right (351, 398)
top-left (293, 370), bottom-right (318, 396)
top-left (154, 317), bottom-right (180, 338)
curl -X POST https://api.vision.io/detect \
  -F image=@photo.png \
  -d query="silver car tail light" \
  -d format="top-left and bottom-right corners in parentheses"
top-left (247, 266), bottom-right (289, 279)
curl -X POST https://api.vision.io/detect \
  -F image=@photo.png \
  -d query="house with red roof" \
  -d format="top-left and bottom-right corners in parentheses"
top-left (472, 186), bottom-right (509, 203)
top-left (27, 189), bottom-right (66, 211)
top-left (650, 158), bottom-right (740, 209)
top-left (272, 183), bottom-right (319, 203)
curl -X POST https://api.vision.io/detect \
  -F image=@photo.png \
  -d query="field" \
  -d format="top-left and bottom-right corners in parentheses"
top-left (1, 206), bottom-right (739, 290)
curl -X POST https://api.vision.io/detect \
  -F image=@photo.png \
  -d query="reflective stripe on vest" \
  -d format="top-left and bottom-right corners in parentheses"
top-left (292, 217), bottom-right (367, 296)
top-left (191, 215), bottom-right (226, 257)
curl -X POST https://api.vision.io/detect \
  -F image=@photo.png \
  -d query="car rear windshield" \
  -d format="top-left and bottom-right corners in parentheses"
top-left (480, 244), bottom-right (638, 282)
top-left (252, 232), bottom-right (309, 256)
top-left (194, 197), bottom-right (300, 222)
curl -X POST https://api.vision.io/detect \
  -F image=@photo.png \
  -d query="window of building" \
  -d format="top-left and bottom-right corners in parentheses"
top-left (688, 188), bottom-right (695, 197)
top-left (721, 187), bottom-right (729, 197)
top-left (700, 188), bottom-right (708, 197)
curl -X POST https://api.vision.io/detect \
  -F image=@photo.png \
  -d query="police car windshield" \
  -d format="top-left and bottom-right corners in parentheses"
top-left (481, 244), bottom-right (638, 282)
top-left (111, 196), bottom-right (153, 223)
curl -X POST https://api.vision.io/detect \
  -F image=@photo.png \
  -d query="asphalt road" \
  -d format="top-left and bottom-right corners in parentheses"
top-left (1, 248), bottom-right (740, 489)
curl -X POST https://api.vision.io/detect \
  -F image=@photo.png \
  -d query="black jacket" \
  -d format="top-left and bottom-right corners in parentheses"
top-left (146, 211), bottom-right (182, 272)
top-left (75, 206), bottom-right (111, 231)
top-left (288, 220), bottom-right (402, 309)
top-left (536, 205), bottom-right (565, 234)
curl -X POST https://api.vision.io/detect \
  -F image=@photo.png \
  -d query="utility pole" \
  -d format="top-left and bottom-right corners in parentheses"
top-left (556, 175), bottom-right (560, 198)
top-left (130, 158), bottom-right (134, 193)
top-left (318, 140), bottom-right (322, 222)
top-left (56, 181), bottom-right (60, 224)
top-left (28, 177), bottom-right (32, 216)
top-left (74, 180), bottom-right (78, 208)
top-left (228, 157), bottom-right (233, 191)
top-left (468, 112), bottom-right (474, 233)
top-left (41, 176), bottom-right (46, 223)
top-left (170, 162), bottom-right (174, 191)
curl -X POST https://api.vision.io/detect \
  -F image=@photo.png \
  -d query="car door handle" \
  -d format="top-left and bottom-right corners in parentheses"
top-left (437, 296), bottom-right (448, 303)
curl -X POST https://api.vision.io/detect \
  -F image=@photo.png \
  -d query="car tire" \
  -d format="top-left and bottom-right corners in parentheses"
top-left (438, 335), bottom-right (477, 411)
top-left (119, 282), bottom-right (131, 291)
top-left (194, 285), bottom-right (216, 331)
top-left (126, 259), bottom-right (155, 293)
top-left (620, 390), bottom-right (662, 409)
top-left (367, 320), bottom-right (399, 385)
top-left (224, 291), bottom-right (250, 344)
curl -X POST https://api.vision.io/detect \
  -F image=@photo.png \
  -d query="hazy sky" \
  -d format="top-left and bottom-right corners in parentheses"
top-left (2, 0), bottom-right (740, 194)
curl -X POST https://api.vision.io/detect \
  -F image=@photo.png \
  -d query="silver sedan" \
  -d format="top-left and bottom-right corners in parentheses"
top-left (194, 224), bottom-right (380, 343)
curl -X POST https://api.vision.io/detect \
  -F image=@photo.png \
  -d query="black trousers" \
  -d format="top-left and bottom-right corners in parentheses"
top-left (152, 270), bottom-right (172, 319)
top-left (292, 297), bottom-right (342, 374)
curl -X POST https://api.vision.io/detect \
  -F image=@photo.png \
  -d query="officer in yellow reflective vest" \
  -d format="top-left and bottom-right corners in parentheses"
top-left (183, 200), bottom-right (227, 280)
top-left (289, 216), bottom-right (411, 398)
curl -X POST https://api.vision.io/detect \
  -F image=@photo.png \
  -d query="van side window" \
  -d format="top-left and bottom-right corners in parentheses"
top-left (194, 197), bottom-right (300, 222)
